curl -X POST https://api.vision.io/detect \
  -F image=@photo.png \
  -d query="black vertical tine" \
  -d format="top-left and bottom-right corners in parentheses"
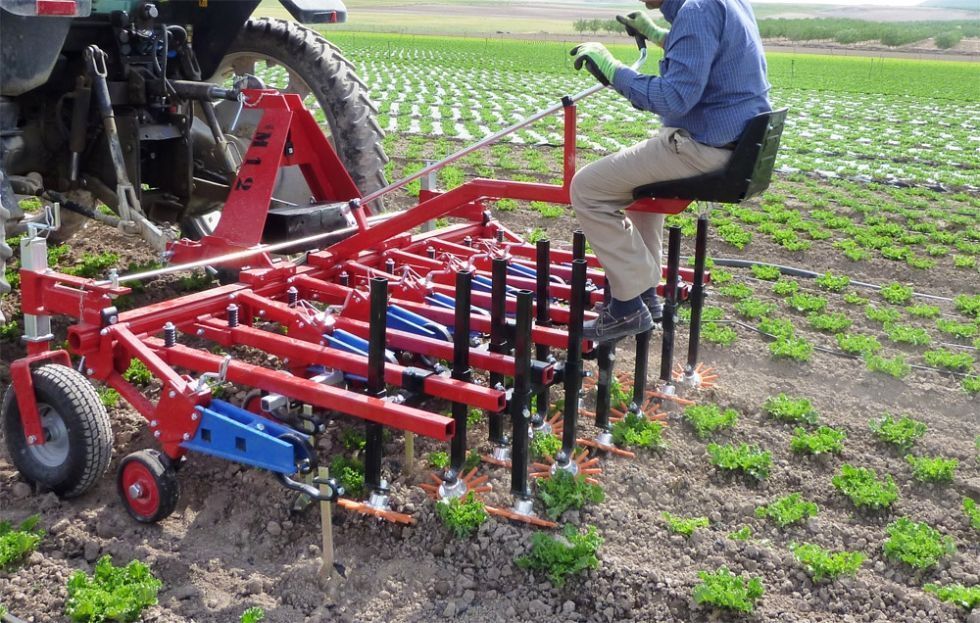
top-left (632, 329), bottom-right (651, 411)
top-left (594, 343), bottom-right (615, 430)
top-left (534, 238), bottom-right (551, 425)
top-left (572, 230), bottom-right (586, 261)
top-left (510, 290), bottom-right (533, 500)
top-left (450, 270), bottom-right (473, 475)
top-left (560, 259), bottom-right (587, 459)
top-left (365, 277), bottom-right (388, 493)
top-left (488, 257), bottom-right (509, 447)
top-left (659, 226), bottom-right (683, 383)
top-left (686, 215), bottom-right (710, 372)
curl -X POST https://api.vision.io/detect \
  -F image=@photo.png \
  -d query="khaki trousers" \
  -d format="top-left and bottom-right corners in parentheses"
top-left (570, 127), bottom-right (733, 301)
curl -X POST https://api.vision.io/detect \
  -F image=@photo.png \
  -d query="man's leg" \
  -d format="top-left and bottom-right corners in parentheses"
top-left (631, 129), bottom-right (735, 283)
top-left (570, 128), bottom-right (732, 341)
top-left (630, 210), bottom-right (665, 297)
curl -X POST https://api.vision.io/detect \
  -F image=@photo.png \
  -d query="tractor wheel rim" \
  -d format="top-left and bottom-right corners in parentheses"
top-left (27, 405), bottom-right (70, 468)
top-left (121, 461), bottom-right (160, 519)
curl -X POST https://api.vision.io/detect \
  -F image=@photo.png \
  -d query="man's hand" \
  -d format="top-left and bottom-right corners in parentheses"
top-left (616, 11), bottom-right (669, 48)
top-left (570, 42), bottom-right (623, 87)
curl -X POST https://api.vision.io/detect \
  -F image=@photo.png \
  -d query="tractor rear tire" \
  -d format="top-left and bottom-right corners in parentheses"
top-left (214, 17), bottom-right (387, 207)
top-left (1, 364), bottom-right (113, 498)
top-left (0, 167), bottom-right (13, 321)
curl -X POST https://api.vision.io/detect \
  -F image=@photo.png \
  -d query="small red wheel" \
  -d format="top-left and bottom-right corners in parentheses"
top-left (116, 450), bottom-right (179, 523)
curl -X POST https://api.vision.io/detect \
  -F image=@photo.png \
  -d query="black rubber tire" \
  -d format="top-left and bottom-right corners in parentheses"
top-left (117, 449), bottom-right (180, 523)
top-left (221, 17), bottom-right (388, 203)
top-left (1, 364), bottom-right (113, 498)
top-left (0, 166), bottom-right (13, 306)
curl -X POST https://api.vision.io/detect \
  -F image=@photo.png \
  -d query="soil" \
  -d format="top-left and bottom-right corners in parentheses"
top-left (1, 173), bottom-right (979, 623)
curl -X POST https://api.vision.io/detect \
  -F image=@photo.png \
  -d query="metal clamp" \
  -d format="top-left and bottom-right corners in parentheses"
top-left (277, 473), bottom-right (343, 502)
top-left (192, 354), bottom-right (232, 392)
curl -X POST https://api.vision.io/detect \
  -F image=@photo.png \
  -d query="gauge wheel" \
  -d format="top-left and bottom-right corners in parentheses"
top-left (1, 364), bottom-right (113, 498)
top-left (117, 449), bottom-right (180, 523)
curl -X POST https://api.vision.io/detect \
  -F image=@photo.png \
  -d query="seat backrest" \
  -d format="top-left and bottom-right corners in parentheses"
top-left (730, 107), bottom-right (789, 202)
top-left (632, 107), bottom-right (789, 204)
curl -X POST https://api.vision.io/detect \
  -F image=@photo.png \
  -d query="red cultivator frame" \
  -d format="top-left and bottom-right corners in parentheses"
top-left (7, 52), bottom-right (716, 526)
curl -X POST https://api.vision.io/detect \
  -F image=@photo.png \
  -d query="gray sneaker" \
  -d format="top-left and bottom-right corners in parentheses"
top-left (641, 291), bottom-right (663, 321)
top-left (583, 305), bottom-right (654, 343)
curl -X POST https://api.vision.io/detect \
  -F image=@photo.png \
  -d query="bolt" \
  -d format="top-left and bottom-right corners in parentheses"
top-left (150, 420), bottom-right (158, 427)
top-left (297, 322), bottom-right (305, 329)
top-left (128, 483), bottom-right (143, 499)
top-left (191, 413), bottom-right (198, 421)
top-left (256, 423), bottom-right (265, 431)
top-left (154, 430), bottom-right (161, 438)
top-left (197, 328), bottom-right (205, 336)
top-left (258, 310), bottom-right (266, 317)
top-left (168, 390), bottom-right (176, 398)
top-left (27, 435), bottom-right (36, 444)
top-left (100, 328), bottom-right (109, 336)
top-left (182, 433), bottom-right (190, 441)
top-left (282, 358), bottom-right (290, 365)
top-left (86, 368), bottom-right (94, 376)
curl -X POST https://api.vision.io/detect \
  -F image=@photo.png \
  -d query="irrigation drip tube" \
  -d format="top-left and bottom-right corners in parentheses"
top-left (702, 258), bottom-right (956, 303)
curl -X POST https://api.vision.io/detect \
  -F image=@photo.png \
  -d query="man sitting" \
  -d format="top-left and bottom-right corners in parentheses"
top-left (570, 0), bottom-right (771, 343)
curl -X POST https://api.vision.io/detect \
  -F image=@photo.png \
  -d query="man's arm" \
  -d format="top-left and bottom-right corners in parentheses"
top-left (612, 3), bottom-right (722, 117)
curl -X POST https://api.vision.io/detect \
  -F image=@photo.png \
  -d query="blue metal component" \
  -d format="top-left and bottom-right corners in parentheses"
top-left (387, 305), bottom-right (445, 340)
top-left (426, 291), bottom-right (460, 310)
top-left (508, 262), bottom-right (537, 280)
top-left (471, 275), bottom-right (494, 293)
top-left (324, 328), bottom-right (370, 356)
top-left (180, 400), bottom-right (301, 475)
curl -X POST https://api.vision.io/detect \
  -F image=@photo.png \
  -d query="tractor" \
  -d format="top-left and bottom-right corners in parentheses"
top-left (0, 0), bottom-right (387, 314)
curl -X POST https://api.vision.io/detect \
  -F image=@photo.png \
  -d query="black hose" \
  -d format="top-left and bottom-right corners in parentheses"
top-left (699, 257), bottom-right (954, 303)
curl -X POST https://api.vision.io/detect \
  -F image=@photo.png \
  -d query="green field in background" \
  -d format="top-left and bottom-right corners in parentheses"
top-left (255, 0), bottom-right (980, 38)
top-left (328, 32), bottom-right (980, 101)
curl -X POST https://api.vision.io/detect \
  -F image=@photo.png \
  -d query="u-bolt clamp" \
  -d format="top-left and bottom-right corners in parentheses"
top-left (277, 473), bottom-right (344, 502)
top-left (192, 355), bottom-right (232, 392)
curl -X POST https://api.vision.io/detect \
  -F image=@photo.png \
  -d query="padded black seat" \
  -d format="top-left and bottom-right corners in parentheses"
top-left (634, 108), bottom-right (789, 204)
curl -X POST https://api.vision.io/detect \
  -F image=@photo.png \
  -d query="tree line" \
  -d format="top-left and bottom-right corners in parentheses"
top-left (572, 18), bottom-right (627, 35)
top-left (571, 17), bottom-right (978, 50)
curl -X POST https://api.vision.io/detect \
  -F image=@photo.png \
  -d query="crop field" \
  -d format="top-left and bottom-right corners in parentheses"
top-left (319, 34), bottom-right (980, 187)
top-left (1, 30), bottom-right (979, 623)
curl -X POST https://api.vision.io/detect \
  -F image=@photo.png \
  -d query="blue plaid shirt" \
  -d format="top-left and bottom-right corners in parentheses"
top-left (612, 0), bottom-right (771, 147)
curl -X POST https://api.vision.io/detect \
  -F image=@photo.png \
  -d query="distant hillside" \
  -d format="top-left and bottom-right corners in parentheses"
top-left (920, 0), bottom-right (980, 11)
